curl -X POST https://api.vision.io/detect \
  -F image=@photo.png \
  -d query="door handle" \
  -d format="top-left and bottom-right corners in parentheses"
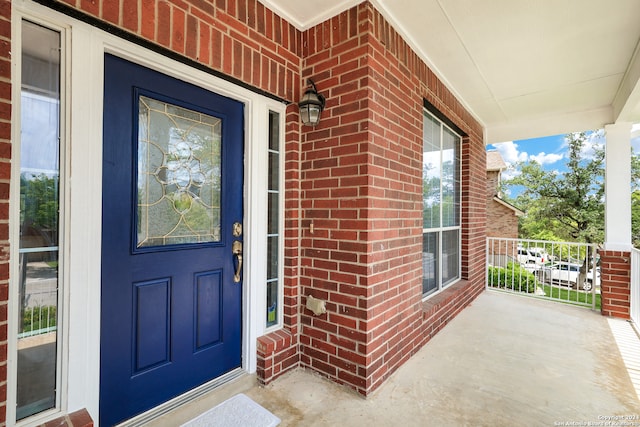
top-left (232, 240), bottom-right (243, 283)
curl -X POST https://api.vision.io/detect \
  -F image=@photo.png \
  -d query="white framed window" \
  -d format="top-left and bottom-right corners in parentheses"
top-left (422, 109), bottom-right (461, 297)
top-left (10, 16), bottom-right (68, 424)
top-left (265, 110), bottom-right (284, 330)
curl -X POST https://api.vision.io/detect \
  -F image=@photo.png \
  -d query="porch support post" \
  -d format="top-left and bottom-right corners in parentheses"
top-left (602, 122), bottom-right (633, 319)
top-left (604, 122), bottom-right (632, 251)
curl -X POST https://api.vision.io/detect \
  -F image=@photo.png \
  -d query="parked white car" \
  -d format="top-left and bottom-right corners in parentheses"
top-left (529, 247), bottom-right (552, 263)
top-left (540, 262), bottom-right (599, 291)
top-left (517, 247), bottom-right (548, 266)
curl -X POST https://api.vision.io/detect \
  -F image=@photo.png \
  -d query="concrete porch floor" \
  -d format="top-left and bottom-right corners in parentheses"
top-left (156, 291), bottom-right (640, 426)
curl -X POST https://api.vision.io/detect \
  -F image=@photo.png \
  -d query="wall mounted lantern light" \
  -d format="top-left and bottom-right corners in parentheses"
top-left (299, 79), bottom-right (325, 126)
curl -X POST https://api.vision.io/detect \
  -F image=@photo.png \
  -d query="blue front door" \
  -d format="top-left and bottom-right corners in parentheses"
top-left (100, 55), bottom-right (244, 426)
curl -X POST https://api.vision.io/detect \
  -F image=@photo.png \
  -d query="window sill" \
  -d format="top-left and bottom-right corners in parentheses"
top-left (422, 279), bottom-right (471, 320)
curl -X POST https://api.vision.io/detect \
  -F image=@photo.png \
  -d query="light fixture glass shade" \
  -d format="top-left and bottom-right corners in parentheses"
top-left (299, 81), bottom-right (325, 126)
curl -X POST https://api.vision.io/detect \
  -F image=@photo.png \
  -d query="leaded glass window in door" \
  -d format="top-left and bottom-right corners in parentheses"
top-left (137, 96), bottom-right (222, 247)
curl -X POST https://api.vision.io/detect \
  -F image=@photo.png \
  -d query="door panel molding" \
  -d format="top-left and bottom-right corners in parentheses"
top-left (194, 270), bottom-right (223, 351)
top-left (133, 278), bottom-right (172, 375)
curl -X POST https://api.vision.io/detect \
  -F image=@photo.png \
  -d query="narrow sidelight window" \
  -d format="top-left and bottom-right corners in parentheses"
top-left (266, 111), bottom-right (281, 327)
top-left (16, 20), bottom-right (63, 420)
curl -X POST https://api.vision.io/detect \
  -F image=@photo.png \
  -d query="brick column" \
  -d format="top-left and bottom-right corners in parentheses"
top-left (600, 250), bottom-right (631, 319)
top-left (297, 2), bottom-right (486, 396)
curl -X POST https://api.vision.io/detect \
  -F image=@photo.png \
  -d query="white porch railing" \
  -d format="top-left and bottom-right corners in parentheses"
top-left (18, 304), bottom-right (57, 339)
top-left (631, 248), bottom-right (640, 326)
top-left (487, 238), bottom-right (598, 309)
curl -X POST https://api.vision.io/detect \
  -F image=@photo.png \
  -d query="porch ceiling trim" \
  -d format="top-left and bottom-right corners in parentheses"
top-left (613, 38), bottom-right (640, 124)
top-left (266, 0), bottom-right (640, 143)
top-left (259, 0), bottom-right (363, 30)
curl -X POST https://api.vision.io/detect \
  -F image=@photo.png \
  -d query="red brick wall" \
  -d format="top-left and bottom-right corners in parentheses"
top-left (487, 200), bottom-right (519, 239)
top-left (54, 0), bottom-right (301, 102)
top-left (461, 134), bottom-right (488, 284)
top-left (486, 170), bottom-right (518, 239)
top-left (298, 2), bottom-right (485, 395)
top-left (600, 250), bottom-right (631, 319)
top-left (0, 0), bottom-right (10, 423)
top-left (256, 329), bottom-right (296, 383)
top-left (298, 5), bottom-right (371, 390)
top-left (421, 279), bottom-right (484, 342)
top-left (487, 170), bottom-right (499, 198)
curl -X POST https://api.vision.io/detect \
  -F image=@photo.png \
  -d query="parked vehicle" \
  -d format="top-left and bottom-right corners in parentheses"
top-left (517, 247), bottom-right (548, 266)
top-left (516, 248), bottom-right (533, 264)
top-left (528, 247), bottom-right (551, 263)
top-left (539, 262), bottom-right (599, 291)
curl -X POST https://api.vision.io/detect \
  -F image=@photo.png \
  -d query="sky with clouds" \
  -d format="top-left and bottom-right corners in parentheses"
top-left (487, 124), bottom-right (640, 181)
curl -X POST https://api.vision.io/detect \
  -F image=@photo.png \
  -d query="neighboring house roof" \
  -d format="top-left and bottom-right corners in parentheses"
top-left (486, 150), bottom-right (506, 172)
top-left (492, 196), bottom-right (524, 217)
top-left (486, 150), bottom-right (524, 216)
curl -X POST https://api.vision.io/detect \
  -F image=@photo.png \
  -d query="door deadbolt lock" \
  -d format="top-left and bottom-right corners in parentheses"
top-left (232, 222), bottom-right (242, 237)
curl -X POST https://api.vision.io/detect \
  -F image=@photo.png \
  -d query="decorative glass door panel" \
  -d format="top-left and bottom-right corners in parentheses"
top-left (138, 96), bottom-right (222, 247)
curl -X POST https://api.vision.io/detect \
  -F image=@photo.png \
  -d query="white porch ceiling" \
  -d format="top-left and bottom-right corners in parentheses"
top-left (262, 0), bottom-right (640, 143)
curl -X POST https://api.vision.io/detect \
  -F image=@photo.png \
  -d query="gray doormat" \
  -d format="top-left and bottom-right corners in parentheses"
top-left (180, 393), bottom-right (280, 427)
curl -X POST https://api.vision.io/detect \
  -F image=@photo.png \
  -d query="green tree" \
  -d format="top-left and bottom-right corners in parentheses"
top-left (505, 132), bottom-right (604, 244)
top-left (21, 174), bottom-right (59, 231)
top-left (632, 191), bottom-right (640, 247)
top-left (422, 159), bottom-right (441, 226)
